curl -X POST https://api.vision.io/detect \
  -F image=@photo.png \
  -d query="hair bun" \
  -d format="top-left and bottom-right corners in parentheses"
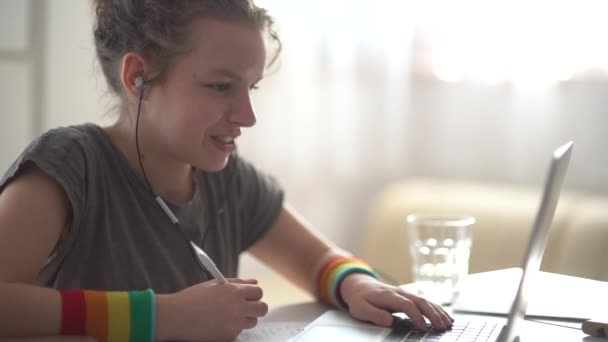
top-left (92, 0), bottom-right (115, 12)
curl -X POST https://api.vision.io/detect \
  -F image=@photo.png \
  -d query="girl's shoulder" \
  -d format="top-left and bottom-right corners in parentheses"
top-left (35, 123), bottom-right (106, 149)
top-left (0, 123), bottom-right (111, 195)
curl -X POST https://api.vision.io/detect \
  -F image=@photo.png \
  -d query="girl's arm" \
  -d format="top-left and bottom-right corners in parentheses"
top-left (247, 203), bottom-right (338, 295)
top-left (247, 203), bottom-right (454, 331)
top-left (0, 164), bottom-right (69, 336)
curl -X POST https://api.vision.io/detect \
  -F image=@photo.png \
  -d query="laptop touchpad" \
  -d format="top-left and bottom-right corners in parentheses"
top-left (294, 325), bottom-right (386, 341)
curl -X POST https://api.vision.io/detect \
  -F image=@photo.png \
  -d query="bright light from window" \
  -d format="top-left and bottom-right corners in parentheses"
top-left (259, 0), bottom-right (608, 88)
top-left (417, 0), bottom-right (608, 87)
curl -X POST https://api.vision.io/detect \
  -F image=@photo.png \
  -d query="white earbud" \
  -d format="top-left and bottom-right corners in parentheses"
top-left (135, 76), bottom-right (144, 89)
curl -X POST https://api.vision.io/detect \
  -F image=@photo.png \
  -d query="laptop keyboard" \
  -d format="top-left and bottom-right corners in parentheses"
top-left (383, 319), bottom-right (502, 342)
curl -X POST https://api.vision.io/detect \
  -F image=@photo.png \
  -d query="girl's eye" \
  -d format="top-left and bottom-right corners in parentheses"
top-left (207, 83), bottom-right (232, 92)
top-left (250, 84), bottom-right (260, 91)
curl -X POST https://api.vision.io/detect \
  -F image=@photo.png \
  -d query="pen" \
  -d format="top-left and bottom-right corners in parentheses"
top-left (190, 241), bottom-right (229, 284)
top-left (156, 197), bottom-right (228, 284)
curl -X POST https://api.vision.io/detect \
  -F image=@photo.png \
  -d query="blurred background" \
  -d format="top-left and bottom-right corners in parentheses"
top-left (1, 1), bottom-right (607, 302)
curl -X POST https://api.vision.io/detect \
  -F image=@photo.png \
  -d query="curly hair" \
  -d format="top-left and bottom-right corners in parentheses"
top-left (92, 0), bottom-right (281, 95)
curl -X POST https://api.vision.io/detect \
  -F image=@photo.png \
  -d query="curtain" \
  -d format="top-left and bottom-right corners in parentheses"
top-left (241, 1), bottom-right (608, 249)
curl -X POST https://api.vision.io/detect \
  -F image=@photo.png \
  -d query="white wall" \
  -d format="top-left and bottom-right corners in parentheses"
top-left (43, 0), bottom-right (109, 130)
top-left (0, 1), bottom-right (33, 172)
top-left (0, 0), bottom-right (108, 173)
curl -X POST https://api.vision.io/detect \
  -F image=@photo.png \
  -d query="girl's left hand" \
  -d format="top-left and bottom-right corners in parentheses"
top-left (339, 273), bottom-right (454, 332)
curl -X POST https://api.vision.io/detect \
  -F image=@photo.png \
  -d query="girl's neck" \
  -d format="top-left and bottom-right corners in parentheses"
top-left (104, 120), bottom-right (195, 204)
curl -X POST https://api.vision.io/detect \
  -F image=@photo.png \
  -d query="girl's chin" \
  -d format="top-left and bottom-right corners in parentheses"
top-left (194, 157), bottom-right (231, 173)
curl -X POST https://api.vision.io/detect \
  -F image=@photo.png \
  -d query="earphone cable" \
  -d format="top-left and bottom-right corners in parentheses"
top-left (134, 79), bottom-right (212, 279)
top-left (134, 82), bottom-right (155, 197)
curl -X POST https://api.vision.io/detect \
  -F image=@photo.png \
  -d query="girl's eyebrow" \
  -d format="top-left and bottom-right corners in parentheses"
top-left (207, 68), bottom-right (242, 81)
top-left (196, 68), bottom-right (264, 84)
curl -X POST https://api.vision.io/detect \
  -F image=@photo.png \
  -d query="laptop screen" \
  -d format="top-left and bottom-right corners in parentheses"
top-left (500, 141), bottom-right (573, 342)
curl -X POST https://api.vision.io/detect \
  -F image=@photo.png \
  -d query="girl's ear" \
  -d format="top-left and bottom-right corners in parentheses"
top-left (121, 52), bottom-right (148, 98)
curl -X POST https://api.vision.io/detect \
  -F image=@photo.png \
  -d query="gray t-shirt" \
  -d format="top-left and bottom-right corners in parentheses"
top-left (0, 124), bottom-right (284, 293)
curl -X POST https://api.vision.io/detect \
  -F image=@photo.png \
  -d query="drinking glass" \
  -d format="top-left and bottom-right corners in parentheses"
top-left (406, 214), bottom-right (474, 305)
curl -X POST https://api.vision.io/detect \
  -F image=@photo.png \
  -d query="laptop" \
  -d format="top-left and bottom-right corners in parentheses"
top-left (292, 141), bottom-right (573, 342)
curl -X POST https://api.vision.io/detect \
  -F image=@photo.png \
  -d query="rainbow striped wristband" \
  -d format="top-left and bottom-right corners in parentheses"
top-left (60, 289), bottom-right (156, 342)
top-left (316, 255), bottom-right (380, 311)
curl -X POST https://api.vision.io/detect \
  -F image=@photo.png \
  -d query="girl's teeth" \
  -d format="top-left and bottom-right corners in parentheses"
top-left (218, 137), bottom-right (234, 143)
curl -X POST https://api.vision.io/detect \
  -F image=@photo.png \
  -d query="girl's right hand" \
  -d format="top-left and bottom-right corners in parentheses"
top-left (155, 278), bottom-right (268, 342)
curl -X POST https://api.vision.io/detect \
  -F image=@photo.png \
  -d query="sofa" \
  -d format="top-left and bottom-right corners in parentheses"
top-left (356, 178), bottom-right (608, 285)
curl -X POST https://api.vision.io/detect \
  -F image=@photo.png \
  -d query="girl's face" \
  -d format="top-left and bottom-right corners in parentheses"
top-left (143, 18), bottom-right (267, 172)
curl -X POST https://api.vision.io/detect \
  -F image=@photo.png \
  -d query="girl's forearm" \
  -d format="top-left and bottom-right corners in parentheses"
top-left (0, 282), bottom-right (61, 337)
top-left (0, 337), bottom-right (96, 342)
top-left (0, 282), bottom-right (169, 341)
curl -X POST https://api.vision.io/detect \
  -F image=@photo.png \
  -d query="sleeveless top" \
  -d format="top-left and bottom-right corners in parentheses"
top-left (0, 124), bottom-right (284, 293)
